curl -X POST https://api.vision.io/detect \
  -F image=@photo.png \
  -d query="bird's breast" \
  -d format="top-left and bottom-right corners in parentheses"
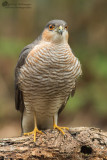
top-left (19, 42), bottom-right (81, 94)
top-left (18, 42), bottom-right (81, 115)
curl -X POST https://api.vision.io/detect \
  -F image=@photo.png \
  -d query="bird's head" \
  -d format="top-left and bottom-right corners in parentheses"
top-left (42, 20), bottom-right (69, 44)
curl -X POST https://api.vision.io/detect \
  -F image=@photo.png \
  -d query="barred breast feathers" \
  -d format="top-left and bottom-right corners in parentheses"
top-left (18, 40), bottom-right (82, 90)
top-left (18, 40), bottom-right (82, 116)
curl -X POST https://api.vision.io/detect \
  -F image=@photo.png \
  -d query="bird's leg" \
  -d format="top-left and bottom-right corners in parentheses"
top-left (53, 113), bottom-right (69, 135)
top-left (24, 112), bottom-right (43, 142)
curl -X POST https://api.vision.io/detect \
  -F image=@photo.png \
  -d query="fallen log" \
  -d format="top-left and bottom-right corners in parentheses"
top-left (0, 127), bottom-right (107, 160)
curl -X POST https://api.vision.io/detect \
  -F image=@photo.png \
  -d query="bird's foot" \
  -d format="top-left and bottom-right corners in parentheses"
top-left (24, 127), bottom-right (43, 142)
top-left (53, 124), bottom-right (69, 135)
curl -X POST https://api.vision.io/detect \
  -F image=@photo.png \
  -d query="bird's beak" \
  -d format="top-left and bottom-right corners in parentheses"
top-left (57, 26), bottom-right (63, 35)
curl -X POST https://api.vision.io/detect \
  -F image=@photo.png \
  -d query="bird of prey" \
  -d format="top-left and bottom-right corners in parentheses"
top-left (15, 19), bottom-right (82, 142)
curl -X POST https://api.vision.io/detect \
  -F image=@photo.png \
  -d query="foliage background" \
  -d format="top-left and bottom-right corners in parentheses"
top-left (0, 0), bottom-right (107, 138)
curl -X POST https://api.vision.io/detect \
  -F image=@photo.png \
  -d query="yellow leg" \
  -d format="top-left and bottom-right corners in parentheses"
top-left (53, 115), bottom-right (69, 135)
top-left (24, 112), bottom-right (43, 142)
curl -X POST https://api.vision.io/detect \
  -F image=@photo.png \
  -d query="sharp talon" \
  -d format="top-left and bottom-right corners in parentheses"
top-left (64, 134), bottom-right (67, 139)
top-left (42, 130), bottom-right (47, 135)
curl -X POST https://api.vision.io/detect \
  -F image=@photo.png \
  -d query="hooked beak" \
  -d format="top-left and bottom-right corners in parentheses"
top-left (57, 25), bottom-right (63, 35)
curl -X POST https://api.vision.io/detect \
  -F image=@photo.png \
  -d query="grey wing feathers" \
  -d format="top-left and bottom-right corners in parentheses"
top-left (15, 36), bottom-right (42, 111)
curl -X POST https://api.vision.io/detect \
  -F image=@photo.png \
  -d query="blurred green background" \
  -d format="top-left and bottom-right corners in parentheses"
top-left (0, 0), bottom-right (107, 138)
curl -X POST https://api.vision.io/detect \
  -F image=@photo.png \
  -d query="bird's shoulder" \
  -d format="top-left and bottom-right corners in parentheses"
top-left (16, 35), bottom-right (42, 69)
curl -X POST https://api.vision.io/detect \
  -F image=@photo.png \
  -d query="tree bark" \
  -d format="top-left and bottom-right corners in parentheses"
top-left (0, 127), bottom-right (107, 160)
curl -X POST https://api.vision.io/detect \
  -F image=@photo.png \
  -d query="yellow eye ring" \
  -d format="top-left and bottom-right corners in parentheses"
top-left (65, 25), bottom-right (68, 30)
top-left (49, 24), bottom-right (55, 30)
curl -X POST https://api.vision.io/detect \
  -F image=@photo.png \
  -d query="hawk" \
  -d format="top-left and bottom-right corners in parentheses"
top-left (15, 20), bottom-right (82, 142)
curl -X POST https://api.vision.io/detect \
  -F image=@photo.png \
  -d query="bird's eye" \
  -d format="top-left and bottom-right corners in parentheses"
top-left (65, 25), bottom-right (68, 30)
top-left (49, 24), bottom-right (55, 30)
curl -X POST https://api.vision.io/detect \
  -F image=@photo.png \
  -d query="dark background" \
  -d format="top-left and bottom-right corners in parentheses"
top-left (0, 0), bottom-right (107, 138)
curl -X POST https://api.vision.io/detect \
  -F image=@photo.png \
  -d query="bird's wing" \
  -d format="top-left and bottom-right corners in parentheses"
top-left (58, 86), bottom-right (76, 115)
top-left (15, 36), bottom-right (42, 112)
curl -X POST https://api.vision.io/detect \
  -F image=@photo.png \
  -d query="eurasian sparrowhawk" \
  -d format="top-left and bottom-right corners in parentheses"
top-left (15, 19), bottom-right (82, 141)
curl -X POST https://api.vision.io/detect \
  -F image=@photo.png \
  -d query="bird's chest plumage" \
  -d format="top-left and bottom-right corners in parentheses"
top-left (19, 42), bottom-right (81, 115)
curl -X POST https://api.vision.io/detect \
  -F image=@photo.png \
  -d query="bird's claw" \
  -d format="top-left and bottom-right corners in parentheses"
top-left (53, 124), bottom-right (69, 135)
top-left (24, 127), bottom-right (43, 142)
